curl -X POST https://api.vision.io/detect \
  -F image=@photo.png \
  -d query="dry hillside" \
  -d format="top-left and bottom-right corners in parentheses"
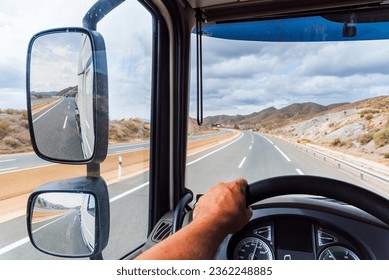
top-left (203, 95), bottom-right (389, 164)
top-left (273, 96), bottom-right (389, 163)
top-left (109, 116), bottom-right (213, 143)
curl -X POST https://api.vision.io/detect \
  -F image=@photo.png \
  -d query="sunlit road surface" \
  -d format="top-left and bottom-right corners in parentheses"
top-left (0, 131), bottom-right (384, 259)
top-left (0, 130), bottom-right (230, 173)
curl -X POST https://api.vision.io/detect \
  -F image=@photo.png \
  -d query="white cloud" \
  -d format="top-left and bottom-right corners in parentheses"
top-left (2, 1), bottom-right (389, 119)
top-left (190, 35), bottom-right (389, 117)
top-left (0, 0), bottom-right (96, 109)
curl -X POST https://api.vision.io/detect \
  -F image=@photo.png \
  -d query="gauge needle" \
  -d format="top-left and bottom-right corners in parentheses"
top-left (251, 241), bottom-right (259, 260)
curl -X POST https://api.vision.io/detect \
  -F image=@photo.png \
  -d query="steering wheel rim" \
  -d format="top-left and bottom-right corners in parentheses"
top-left (247, 175), bottom-right (389, 225)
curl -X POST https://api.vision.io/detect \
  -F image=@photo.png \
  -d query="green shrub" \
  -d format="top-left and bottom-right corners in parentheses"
top-left (359, 109), bottom-right (380, 118)
top-left (2, 136), bottom-right (21, 147)
top-left (0, 121), bottom-right (10, 139)
top-left (331, 138), bottom-right (345, 147)
top-left (358, 133), bottom-right (374, 145)
top-left (374, 127), bottom-right (389, 147)
top-left (365, 114), bottom-right (373, 121)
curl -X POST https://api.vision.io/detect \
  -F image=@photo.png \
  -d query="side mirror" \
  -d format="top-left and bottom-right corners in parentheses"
top-left (27, 177), bottom-right (110, 258)
top-left (26, 28), bottom-right (108, 164)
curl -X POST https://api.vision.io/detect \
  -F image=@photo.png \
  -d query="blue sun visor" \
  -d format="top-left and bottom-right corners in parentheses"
top-left (199, 16), bottom-right (389, 42)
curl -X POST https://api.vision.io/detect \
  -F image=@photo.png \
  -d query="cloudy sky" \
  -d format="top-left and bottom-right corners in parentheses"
top-left (1, 0), bottom-right (389, 120)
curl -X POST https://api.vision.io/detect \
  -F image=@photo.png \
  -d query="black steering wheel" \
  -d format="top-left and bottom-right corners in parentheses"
top-left (246, 175), bottom-right (389, 225)
top-left (173, 175), bottom-right (389, 232)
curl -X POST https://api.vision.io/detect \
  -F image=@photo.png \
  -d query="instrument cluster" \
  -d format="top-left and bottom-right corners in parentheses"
top-left (228, 215), bottom-right (364, 260)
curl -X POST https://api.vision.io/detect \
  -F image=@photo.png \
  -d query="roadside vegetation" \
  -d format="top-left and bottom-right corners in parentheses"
top-left (0, 108), bottom-right (214, 154)
top-left (0, 109), bottom-right (31, 154)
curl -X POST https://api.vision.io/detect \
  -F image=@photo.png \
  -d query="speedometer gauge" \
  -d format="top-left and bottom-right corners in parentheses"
top-left (233, 237), bottom-right (274, 260)
top-left (319, 246), bottom-right (360, 260)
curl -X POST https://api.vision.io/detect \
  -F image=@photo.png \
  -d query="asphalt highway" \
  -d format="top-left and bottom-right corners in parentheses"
top-left (0, 131), bottom-right (366, 259)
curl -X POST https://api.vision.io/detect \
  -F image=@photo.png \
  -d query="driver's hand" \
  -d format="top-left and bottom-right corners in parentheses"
top-left (193, 178), bottom-right (253, 235)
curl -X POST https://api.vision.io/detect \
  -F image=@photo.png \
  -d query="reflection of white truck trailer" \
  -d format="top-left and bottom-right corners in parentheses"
top-left (80, 194), bottom-right (95, 252)
top-left (75, 34), bottom-right (94, 159)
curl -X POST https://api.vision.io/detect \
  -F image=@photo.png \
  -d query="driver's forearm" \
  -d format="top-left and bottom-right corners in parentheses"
top-left (135, 220), bottom-right (227, 260)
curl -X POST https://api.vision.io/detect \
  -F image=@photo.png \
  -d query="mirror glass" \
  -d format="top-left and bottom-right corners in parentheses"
top-left (30, 192), bottom-right (96, 257)
top-left (28, 31), bottom-right (95, 161)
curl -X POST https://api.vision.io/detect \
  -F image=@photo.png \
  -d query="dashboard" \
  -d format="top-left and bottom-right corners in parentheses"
top-left (214, 196), bottom-right (389, 260)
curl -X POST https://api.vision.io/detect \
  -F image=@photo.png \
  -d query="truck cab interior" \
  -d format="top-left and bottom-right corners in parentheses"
top-left (15, 0), bottom-right (389, 260)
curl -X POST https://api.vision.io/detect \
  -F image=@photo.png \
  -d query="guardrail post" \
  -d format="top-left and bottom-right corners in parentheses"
top-left (118, 156), bottom-right (122, 180)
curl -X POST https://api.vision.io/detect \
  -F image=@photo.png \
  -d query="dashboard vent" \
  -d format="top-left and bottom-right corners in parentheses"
top-left (151, 221), bottom-right (172, 242)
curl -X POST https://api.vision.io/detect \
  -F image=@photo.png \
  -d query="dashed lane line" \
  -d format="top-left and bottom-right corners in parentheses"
top-left (274, 145), bottom-right (291, 162)
top-left (238, 157), bottom-right (247, 169)
top-left (296, 168), bottom-right (304, 175)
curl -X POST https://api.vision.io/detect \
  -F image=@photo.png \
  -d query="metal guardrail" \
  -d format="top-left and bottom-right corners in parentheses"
top-left (275, 137), bottom-right (389, 197)
top-left (296, 142), bottom-right (389, 184)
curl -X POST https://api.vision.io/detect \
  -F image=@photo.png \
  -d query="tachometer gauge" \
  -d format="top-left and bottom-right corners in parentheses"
top-left (233, 237), bottom-right (274, 260)
top-left (319, 246), bottom-right (360, 260)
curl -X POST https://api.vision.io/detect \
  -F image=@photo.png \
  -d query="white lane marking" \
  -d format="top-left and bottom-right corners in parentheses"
top-left (274, 145), bottom-right (291, 162)
top-left (0, 213), bottom-right (67, 256)
top-left (187, 132), bottom-right (244, 166)
top-left (0, 159), bottom-right (16, 163)
top-left (249, 145), bottom-right (252, 150)
top-left (85, 120), bottom-right (91, 129)
top-left (110, 182), bottom-right (149, 203)
top-left (238, 157), bottom-right (247, 169)
top-left (32, 98), bottom-right (64, 123)
top-left (63, 116), bottom-right (68, 129)
top-left (0, 167), bottom-right (18, 172)
top-left (0, 237), bottom-right (30, 256)
top-left (262, 136), bottom-right (274, 145)
top-left (296, 168), bottom-right (304, 175)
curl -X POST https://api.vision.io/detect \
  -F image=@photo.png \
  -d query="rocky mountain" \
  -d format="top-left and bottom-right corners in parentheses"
top-left (204, 102), bottom-right (348, 131)
top-left (204, 96), bottom-right (389, 162)
top-left (274, 96), bottom-right (389, 161)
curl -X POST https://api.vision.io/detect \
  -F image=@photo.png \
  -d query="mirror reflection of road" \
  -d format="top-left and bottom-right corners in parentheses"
top-left (33, 97), bottom-right (84, 160)
top-left (31, 209), bottom-right (90, 256)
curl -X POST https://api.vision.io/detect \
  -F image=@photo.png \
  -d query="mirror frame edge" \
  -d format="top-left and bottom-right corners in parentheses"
top-left (26, 27), bottom-right (108, 165)
top-left (26, 176), bottom-right (110, 258)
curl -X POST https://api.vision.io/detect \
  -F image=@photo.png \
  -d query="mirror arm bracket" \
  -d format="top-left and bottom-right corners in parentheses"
top-left (83, 0), bottom-right (126, 30)
top-left (87, 162), bottom-right (101, 178)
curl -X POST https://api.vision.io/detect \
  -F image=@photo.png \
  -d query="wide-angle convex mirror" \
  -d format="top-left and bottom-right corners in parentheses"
top-left (27, 28), bottom-right (108, 164)
top-left (27, 177), bottom-right (110, 258)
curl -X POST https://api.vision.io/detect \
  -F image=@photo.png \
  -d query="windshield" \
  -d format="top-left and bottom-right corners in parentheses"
top-left (1, 0), bottom-right (389, 261)
top-left (186, 16), bottom-right (389, 201)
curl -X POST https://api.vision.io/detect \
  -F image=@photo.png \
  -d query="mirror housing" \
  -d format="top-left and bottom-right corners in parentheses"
top-left (26, 27), bottom-right (108, 164)
top-left (26, 177), bottom-right (110, 258)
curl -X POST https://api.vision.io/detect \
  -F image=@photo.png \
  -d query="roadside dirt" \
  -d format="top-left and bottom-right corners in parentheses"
top-left (0, 131), bottom-right (238, 223)
top-left (31, 98), bottom-right (62, 115)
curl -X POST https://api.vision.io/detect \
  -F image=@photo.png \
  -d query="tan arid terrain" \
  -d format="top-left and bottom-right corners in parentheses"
top-left (204, 96), bottom-right (389, 165)
top-left (272, 96), bottom-right (389, 165)
top-left (0, 109), bottom-right (31, 154)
